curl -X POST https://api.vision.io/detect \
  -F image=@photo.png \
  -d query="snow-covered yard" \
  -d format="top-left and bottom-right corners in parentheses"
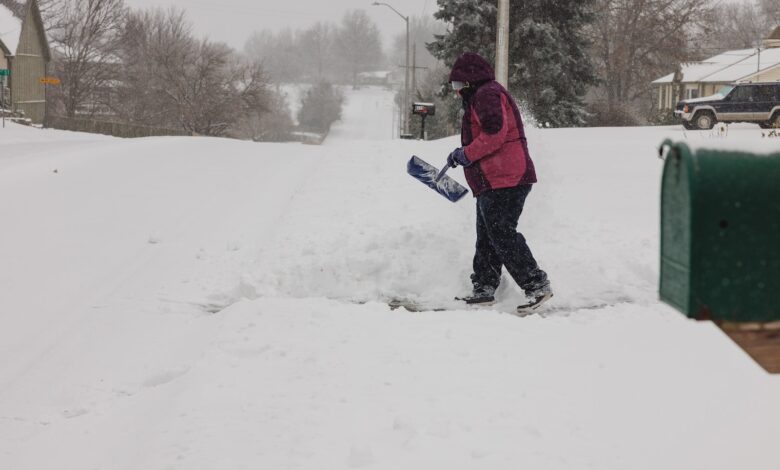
top-left (1, 87), bottom-right (779, 469)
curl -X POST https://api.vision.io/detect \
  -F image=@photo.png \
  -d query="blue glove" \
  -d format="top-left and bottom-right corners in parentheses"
top-left (446, 147), bottom-right (471, 168)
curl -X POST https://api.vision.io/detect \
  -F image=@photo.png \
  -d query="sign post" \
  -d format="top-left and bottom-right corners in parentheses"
top-left (0, 69), bottom-right (9, 128)
top-left (39, 77), bottom-right (60, 126)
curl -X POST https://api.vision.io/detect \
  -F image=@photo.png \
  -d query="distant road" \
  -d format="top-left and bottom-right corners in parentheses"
top-left (326, 86), bottom-right (397, 143)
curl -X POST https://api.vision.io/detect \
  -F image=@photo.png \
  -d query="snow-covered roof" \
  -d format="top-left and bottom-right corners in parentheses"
top-left (0, 5), bottom-right (22, 55)
top-left (653, 48), bottom-right (780, 84)
top-left (707, 47), bottom-right (780, 83)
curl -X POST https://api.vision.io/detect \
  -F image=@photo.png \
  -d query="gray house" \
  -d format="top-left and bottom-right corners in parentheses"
top-left (0, 0), bottom-right (51, 123)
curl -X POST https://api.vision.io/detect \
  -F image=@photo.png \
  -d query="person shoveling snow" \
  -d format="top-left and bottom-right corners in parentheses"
top-left (446, 52), bottom-right (552, 315)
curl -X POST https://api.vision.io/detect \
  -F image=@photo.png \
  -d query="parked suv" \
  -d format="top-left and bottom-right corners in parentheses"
top-left (675, 82), bottom-right (780, 130)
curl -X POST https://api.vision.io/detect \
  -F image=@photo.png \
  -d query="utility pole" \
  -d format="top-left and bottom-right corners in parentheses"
top-left (411, 43), bottom-right (417, 103)
top-left (372, 2), bottom-right (410, 137)
top-left (496, 0), bottom-right (510, 87)
top-left (404, 16), bottom-right (409, 135)
top-left (399, 55), bottom-right (428, 104)
top-left (399, 44), bottom-right (428, 120)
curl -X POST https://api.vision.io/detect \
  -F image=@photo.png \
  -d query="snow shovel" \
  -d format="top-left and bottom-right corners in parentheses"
top-left (406, 155), bottom-right (469, 203)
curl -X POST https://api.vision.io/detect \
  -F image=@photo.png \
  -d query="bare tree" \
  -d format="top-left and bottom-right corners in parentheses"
top-left (114, 8), bottom-right (193, 126)
top-left (694, 1), bottom-right (775, 52)
top-left (586, 0), bottom-right (712, 124)
top-left (228, 62), bottom-right (295, 142)
top-left (37, 0), bottom-right (68, 29)
top-left (244, 28), bottom-right (303, 82)
top-left (334, 10), bottom-right (384, 85)
top-left (116, 8), bottom-right (275, 137)
top-left (759, 0), bottom-right (780, 26)
top-left (298, 22), bottom-right (334, 82)
top-left (48, 0), bottom-right (125, 117)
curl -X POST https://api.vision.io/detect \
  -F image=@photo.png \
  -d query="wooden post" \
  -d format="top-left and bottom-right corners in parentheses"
top-left (496, 0), bottom-right (510, 87)
top-left (718, 322), bottom-right (780, 373)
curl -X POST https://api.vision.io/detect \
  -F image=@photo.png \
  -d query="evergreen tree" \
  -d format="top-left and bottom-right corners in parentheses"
top-left (428, 0), bottom-right (598, 127)
top-left (298, 82), bottom-right (344, 132)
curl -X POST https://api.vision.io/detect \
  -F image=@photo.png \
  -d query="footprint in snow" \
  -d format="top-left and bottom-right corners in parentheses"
top-left (63, 408), bottom-right (89, 419)
top-left (142, 366), bottom-right (190, 388)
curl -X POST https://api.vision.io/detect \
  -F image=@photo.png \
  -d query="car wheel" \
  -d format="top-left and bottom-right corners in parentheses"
top-left (694, 112), bottom-right (715, 130)
top-left (770, 113), bottom-right (780, 129)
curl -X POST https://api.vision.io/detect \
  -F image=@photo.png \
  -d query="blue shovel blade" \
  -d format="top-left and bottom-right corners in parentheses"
top-left (407, 155), bottom-right (469, 203)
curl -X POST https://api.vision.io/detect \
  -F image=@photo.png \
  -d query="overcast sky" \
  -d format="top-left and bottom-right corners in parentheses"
top-left (123, 0), bottom-right (438, 52)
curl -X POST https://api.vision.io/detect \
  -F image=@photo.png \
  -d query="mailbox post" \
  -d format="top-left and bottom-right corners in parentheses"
top-left (411, 102), bottom-right (435, 140)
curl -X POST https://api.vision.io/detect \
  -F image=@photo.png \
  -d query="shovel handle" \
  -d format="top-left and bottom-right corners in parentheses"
top-left (434, 164), bottom-right (450, 182)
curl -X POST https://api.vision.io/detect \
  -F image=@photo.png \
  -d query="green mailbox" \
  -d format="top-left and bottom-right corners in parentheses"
top-left (660, 139), bottom-right (780, 323)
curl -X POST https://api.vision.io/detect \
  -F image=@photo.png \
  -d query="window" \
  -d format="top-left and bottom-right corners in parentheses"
top-left (717, 85), bottom-right (735, 97)
top-left (731, 86), bottom-right (757, 102)
top-left (756, 85), bottom-right (775, 102)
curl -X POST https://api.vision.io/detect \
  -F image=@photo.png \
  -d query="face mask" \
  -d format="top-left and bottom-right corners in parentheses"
top-left (451, 81), bottom-right (467, 92)
top-left (451, 81), bottom-right (470, 98)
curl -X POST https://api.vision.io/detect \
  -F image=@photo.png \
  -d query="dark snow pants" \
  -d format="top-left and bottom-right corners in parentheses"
top-left (471, 184), bottom-right (549, 295)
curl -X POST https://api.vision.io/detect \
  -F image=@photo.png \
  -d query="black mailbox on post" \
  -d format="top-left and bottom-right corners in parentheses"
top-left (412, 102), bottom-right (435, 116)
top-left (412, 102), bottom-right (435, 140)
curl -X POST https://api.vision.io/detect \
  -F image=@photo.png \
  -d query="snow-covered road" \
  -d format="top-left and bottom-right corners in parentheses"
top-left (1, 87), bottom-right (779, 469)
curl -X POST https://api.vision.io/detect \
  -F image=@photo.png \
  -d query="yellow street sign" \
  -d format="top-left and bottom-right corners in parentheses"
top-left (39, 77), bottom-right (61, 85)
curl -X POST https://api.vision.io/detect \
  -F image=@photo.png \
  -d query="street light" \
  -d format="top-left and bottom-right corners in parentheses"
top-left (372, 1), bottom-right (409, 137)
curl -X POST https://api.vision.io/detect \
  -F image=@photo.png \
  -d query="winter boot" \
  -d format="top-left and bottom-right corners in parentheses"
top-left (516, 283), bottom-right (553, 316)
top-left (455, 285), bottom-right (496, 305)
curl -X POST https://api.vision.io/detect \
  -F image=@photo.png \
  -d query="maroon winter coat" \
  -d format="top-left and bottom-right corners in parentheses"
top-left (449, 52), bottom-right (537, 197)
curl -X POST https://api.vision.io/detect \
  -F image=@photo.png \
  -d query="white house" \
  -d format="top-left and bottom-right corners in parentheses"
top-left (653, 26), bottom-right (780, 110)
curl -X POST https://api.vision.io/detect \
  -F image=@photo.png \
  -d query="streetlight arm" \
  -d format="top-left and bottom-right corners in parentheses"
top-left (372, 2), bottom-right (408, 21)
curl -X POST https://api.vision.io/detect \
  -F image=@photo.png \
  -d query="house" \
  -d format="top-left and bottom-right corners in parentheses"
top-left (0, 0), bottom-right (51, 123)
top-left (653, 26), bottom-right (780, 110)
top-left (357, 70), bottom-right (392, 87)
